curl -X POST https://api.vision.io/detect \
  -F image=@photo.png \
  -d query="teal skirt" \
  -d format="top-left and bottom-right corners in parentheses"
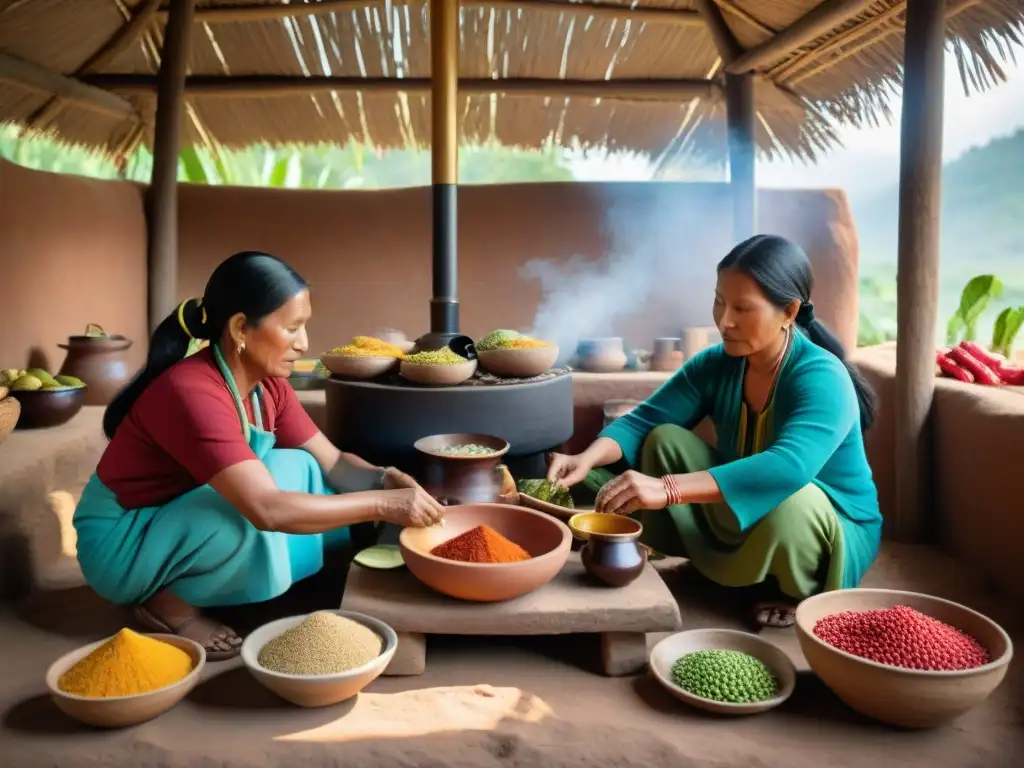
top-left (73, 448), bottom-right (350, 608)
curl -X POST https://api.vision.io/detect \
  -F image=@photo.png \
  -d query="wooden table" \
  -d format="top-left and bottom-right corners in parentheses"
top-left (340, 552), bottom-right (683, 676)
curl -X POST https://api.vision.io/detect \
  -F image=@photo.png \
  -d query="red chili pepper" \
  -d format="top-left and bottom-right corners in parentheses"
top-left (959, 342), bottom-right (1024, 384)
top-left (947, 346), bottom-right (1003, 385)
top-left (936, 352), bottom-right (974, 383)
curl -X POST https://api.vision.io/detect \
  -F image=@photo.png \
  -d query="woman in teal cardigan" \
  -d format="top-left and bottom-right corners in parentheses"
top-left (548, 235), bottom-right (881, 628)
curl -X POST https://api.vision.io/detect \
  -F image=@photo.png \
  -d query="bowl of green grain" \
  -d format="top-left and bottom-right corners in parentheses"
top-left (648, 629), bottom-right (797, 715)
top-left (241, 609), bottom-right (397, 708)
top-left (399, 348), bottom-right (477, 386)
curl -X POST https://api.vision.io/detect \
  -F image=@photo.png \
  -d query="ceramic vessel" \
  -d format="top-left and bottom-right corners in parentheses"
top-left (649, 337), bottom-right (684, 372)
top-left (794, 588), bottom-right (1013, 728)
top-left (399, 359), bottom-right (477, 386)
top-left (11, 386), bottom-right (85, 429)
top-left (46, 634), bottom-right (205, 728)
top-left (648, 629), bottom-right (797, 716)
top-left (478, 345), bottom-right (559, 377)
top-left (568, 512), bottom-right (645, 587)
top-left (680, 327), bottom-right (719, 359)
top-left (0, 396), bottom-right (19, 445)
top-left (399, 502), bottom-right (572, 602)
top-left (575, 338), bottom-right (627, 373)
top-left (58, 332), bottom-right (134, 406)
top-left (241, 610), bottom-right (397, 707)
top-left (413, 432), bottom-right (510, 505)
top-left (319, 353), bottom-right (398, 379)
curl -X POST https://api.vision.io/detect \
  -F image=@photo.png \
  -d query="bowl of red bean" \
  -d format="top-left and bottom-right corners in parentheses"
top-left (794, 588), bottom-right (1013, 729)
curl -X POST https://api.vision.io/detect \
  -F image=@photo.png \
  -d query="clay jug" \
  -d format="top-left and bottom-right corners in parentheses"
top-left (576, 338), bottom-right (627, 373)
top-left (649, 337), bottom-right (684, 372)
top-left (580, 524), bottom-right (645, 587)
top-left (58, 324), bottom-right (135, 406)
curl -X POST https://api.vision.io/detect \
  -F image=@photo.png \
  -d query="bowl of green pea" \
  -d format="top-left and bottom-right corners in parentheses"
top-left (649, 629), bottom-right (797, 715)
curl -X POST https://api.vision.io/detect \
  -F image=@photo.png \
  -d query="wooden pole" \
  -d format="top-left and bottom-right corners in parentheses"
top-left (894, 0), bottom-right (945, 542)
top-left (145, 0), bottom-right (194, 335)
top-left (427, 0), bottom-right (460, 344)
top-left (726, 73), bottom-right (756, 243)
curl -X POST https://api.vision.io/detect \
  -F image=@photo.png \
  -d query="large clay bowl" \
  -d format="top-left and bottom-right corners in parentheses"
top-left (45, 634), bottom-right (205, 728)
top-left (11, 386), bottom-right (86, 429)
top-left (399, 503), bottom-right (572, 602)
top-left (649, 629), bottom-right (796, 716)
top-left (414, 432), bottom-right (510, 460)
top-left (399, 359), bottom-right (477, 386)
top-left (241, 609), bottom-right (397, 708)
top-left (794, 588), bottom-right (1013, 728)
top-left (319, 353), bottom-right (398, 379)
top-left (478, 345), bottom-right (558, 377)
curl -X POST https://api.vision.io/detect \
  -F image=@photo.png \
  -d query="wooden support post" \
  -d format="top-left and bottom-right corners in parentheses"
top-left (146, 0), bottom-right (195, 334)
top-left (893, 0), bottom-right (945, 542)
top-left (726, 73), bottom-right (756, 243)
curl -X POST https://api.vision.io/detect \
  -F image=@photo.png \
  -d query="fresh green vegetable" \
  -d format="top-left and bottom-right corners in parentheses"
top-left (991, 306), bottom-right (1024, 360)
top-left (946, 275), bottom-right (1003, 344)
top-left (353, 544), bottom-right (405, 570)
top-left (670, 649), bottom-right (777, 704)
top-left (517, 478), bottom-right (575, 509)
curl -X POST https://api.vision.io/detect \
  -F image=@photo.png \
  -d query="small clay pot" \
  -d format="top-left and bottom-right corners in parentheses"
top-left (413, 432), bottom-right (510, 505)
top-left (58, 333), bottom-right (134, 406)
top-left (568, 512), bottom-right (645, 588)
top-left (576, 338), bottom-right (627, 373)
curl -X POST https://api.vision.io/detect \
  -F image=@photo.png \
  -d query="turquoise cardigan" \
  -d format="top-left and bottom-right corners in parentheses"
top-left (599, 330), bottom-right (881, 585)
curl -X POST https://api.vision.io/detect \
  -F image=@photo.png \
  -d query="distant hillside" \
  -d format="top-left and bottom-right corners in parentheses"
top-left (853, 128), bottom-right (1024, 265)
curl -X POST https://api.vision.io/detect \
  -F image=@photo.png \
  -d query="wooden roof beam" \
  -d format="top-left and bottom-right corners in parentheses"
top-left (86, 74), bottom-right (723, 103)
top-left (724, 0), bottom-right (880, 74)
top-left (157, 0), bottom-right (704, 27)
top-left (0, 51), bottom-right (135, 120)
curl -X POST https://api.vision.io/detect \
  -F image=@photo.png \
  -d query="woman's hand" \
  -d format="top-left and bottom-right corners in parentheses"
top-left (546, 452), bottom-right (594, 487)
top-left (595, 470), bottom-right (668, 516)
top-left (381, 466), bottom-right (421, 491)
top-left (375, 487), bottom-right (446, 528)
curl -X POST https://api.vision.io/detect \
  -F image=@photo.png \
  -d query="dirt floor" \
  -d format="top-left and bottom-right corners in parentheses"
top-left (1, 543), bottom-right (1021, 768)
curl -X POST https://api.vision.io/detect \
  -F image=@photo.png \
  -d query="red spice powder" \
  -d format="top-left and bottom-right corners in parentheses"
top-left (813, 605), bottom-right (990, 671)
top-left (430, 525), bottom-right (531, 563)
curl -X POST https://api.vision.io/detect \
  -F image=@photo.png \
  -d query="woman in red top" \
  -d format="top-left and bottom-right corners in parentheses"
top-left (73, 252), bottom-right (444, 659)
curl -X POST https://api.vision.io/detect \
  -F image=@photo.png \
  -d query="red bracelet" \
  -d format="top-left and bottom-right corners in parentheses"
top-left (662, 474), bottom-right (684, 506)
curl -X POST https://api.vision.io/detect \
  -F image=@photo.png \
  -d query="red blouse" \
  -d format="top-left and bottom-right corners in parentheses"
top-left (97, 348), bottom-right (319, 509)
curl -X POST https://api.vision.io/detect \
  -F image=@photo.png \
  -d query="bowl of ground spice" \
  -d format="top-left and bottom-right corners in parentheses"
top-left (45, 628), bottom-right (205, 728)
top-left (241, 609), bottom-right (397, 708)
top-left (320, 337), bottom-right (405, 379)
top-left (399, 502), bottom-right (572, 602)
top-left (649, 629), bottom-right (797, 716)
top-left (794, 588), bottom-right (1013, 728)
top-left (399, 348), bottom-right (477, 385)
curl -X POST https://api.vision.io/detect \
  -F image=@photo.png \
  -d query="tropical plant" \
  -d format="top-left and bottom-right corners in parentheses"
top-left (945, 274), bottom-right (1004, 344)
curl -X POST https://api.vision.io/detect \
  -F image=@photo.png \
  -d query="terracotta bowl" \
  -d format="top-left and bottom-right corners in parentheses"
top-left (478, 345), bottom-right (559, 377)
top-left (399, 359), bottom-right (477, 386)
top-left (11, 386), bottom-right (86, 429)
top-left (794, 588), bottom-right (1013, 728)
top-left (649, 629), bottom-right (797, 716)
top-left (319, 353), bottom-right (398, 379)
top-left (45, 633), bottom-right (205, 728)
top-left (241, 609), bottom-right (397, 708)
top-left (0, 395), bottom-right (20, 446)
top-left (399, 503), bottom-right (572, 602)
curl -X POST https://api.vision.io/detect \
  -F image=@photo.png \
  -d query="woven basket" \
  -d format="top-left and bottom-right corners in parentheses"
top-left (0, 396), bottom-right (20, 446)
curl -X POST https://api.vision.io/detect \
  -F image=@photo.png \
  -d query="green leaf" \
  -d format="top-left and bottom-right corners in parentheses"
top-left (178, 146), bottom-right (210, 184)
top-left (993, 307), bottom-right (1024, 357)
top-left (946, 312), bottom-right (965, 345)
top-left (353, 544), bottom-right (405, 570)
top-left (268, 150), bottom-right (294, 187)
top-left (957, 275), bottom-right (1004, 340)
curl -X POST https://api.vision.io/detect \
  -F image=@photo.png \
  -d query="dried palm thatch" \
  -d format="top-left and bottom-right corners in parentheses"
top-left (0, 0), bottom-right (1021, 165)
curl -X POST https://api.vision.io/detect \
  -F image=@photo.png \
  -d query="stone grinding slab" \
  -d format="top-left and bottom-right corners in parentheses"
top-left (340, 552), bottom-right (682, 636)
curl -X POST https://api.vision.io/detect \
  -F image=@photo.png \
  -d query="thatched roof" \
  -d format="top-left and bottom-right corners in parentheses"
top-left (0, 0), bottom-right (1022, 164)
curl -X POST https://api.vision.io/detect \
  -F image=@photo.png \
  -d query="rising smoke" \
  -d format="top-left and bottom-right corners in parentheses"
top-left (520, 191), bottom-right (720, 364)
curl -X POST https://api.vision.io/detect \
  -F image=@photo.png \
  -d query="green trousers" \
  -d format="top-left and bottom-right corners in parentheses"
top-left (585, 424), bottom-right (845, 599)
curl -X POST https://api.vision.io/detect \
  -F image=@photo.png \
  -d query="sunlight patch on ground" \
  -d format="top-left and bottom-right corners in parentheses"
top-left (275, 684), bottom-right (552, 743)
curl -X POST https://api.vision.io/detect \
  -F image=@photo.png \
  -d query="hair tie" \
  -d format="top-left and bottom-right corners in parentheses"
top-left (176, 298), bottom-right (208, 340)
top-left (797, 301), bottom-right (815, 326)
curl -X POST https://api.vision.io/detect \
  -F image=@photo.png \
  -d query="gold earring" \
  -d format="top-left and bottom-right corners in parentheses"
top-left (237, 341), bottom-right (246, 356)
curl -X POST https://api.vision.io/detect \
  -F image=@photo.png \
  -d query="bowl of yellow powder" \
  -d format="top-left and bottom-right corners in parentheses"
top-left (477, 336), bottom-right (559, 378)
top-left (241, 609), bottom-right (397, 708)
top-left (320, 337), bottom-right (406, 380)
top-left (45, 628), bottom-right (205, 728)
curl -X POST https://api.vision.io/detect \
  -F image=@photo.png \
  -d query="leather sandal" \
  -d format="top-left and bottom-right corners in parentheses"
top-left (134, 605), bottom-right (243, 661)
